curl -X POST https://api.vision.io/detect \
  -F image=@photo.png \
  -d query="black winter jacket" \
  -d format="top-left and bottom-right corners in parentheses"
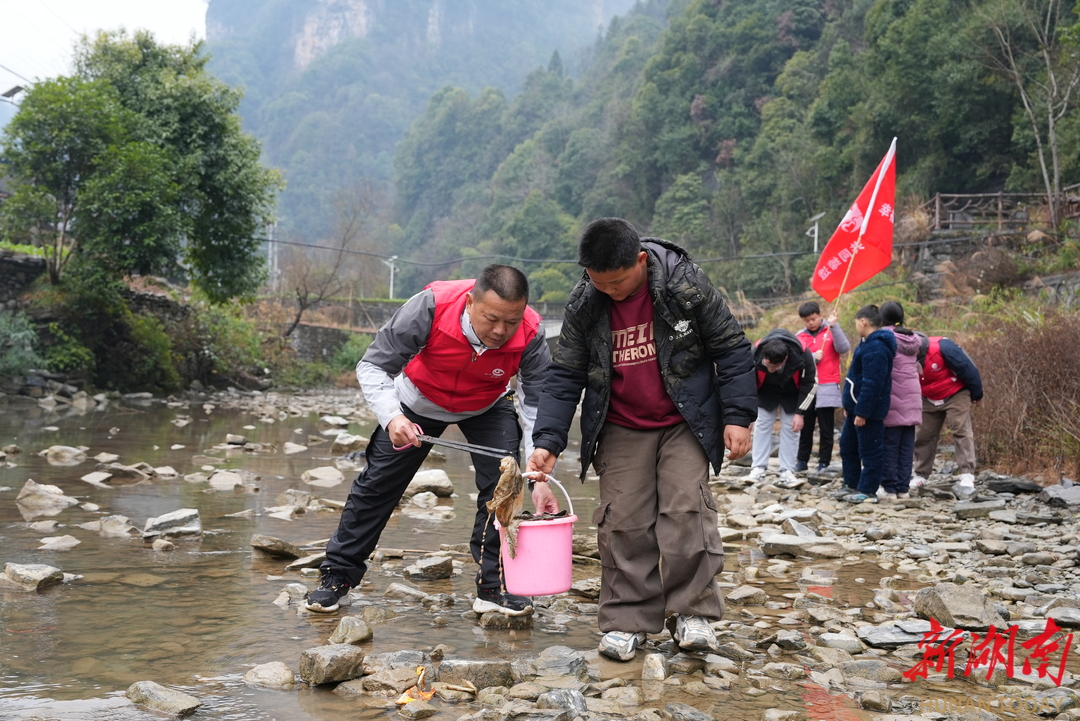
top-left (531, 238), bottom-right (757, 479)
top-left (754, 328), bottom-right (817, 415)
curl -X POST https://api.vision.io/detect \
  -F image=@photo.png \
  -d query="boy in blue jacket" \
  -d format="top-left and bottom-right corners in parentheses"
top-left (838, 305), bottom-right (896, 502)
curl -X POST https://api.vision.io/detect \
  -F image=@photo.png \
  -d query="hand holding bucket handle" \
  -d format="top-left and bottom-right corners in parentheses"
top-left (522, 471), bottom-right (574, 518)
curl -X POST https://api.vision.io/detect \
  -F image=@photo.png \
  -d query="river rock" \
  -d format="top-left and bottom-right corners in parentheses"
top-left (80, 471), bottom-right (113, 486)
top-left (152, 539), bottom-right (175, 551)
top-left (780, 518), bottom-right (818, 537)
top-left (243, 661), bottom-right (296, 688)
top-left (859, 691), bottom-right (892, 712)
top-left (363, 667), bottom-right (422, 696)
top-left (504, 707), bottom-right (570, 721)
top-left (641, 653), bottom-right (668, 680)
top-left (838, 659), bottom-right (903, 683)
top-left (125, 680), bottom-right (201, 716)
top-left (536, 688), bottom-right (588, 717)
top-left (819, 633), bottom-right (865, 652)
top-left (298, 644), bottom-right (366, 685)
top-left (726, 585), bottom-right (768, 605)
top-left (404, 556), bottom-right (453, 580)
top-left (759, 534), bottom-right (844, 558)
top-left (226, 433), bottom-right (246, 445)
top-left (250, 534), bottom-right (302, 559)
top-left (975, 539), bottom-right (1008, 555)
top-left (96, 462), bottom-right (151, 482)
top-left (855, 622), bottom-right (925, 649)
top-left (208, 470), bottom-right (244, 491)
top-left (399, 700), bottom-right (438, 719)
top-left (38, 445), bottom-right (86, 465)
top-left (571, 577), bottom-right (601, 599)
top-left (762, 711), bottom-right (806, 721)
top-left (329, 616), bottom-right (374, 644)
top-left (405, 469), bottom-right (454, 498)
top-left (954, 499), bottom-right (1007, 518)
top-left (437, 658), bottom-right (513, 689)
top-left (28, 520), bottom-right (57, 532)
top-left (283, 442), bottom-right (308, 455)
top-left (666, 702), bottom-right (715, 721)
top-left (1022, 551), bottom-right (1057, 566)
top-left (2, 562), bottom-right (64, 590)
top-left (319, 415), bottom-right (350, 427)
top-left (302, 466), bottom-right (344, 488)
top-left (143, 508), bottom-right (201, 540)
top-left (154, 466), bottom-right (178, 477)
top-left (1047, 607), bottom-right (1080, 627)
top-left (988, 478), bottom-right (1043, 494)
top-left (16, 479), bottom-right (79, 510)
top-left (763, 662), bottom-right (806, 680)
top-left (1040, 484), bottom-right (1080, 507)
top-left (602, 685), bottom-right (644, 705)
top-left (534, 646), bottom-right (586, 678)
top-left (914, 583), bottom-right (1007, 630)
top-left (39, 534), bottom-right (80, 550)
top-left (331, 433), bottom-right (368, 454)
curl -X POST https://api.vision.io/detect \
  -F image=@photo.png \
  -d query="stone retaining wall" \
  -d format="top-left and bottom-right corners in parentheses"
top-left (0, 253), bottom-right (46, 306)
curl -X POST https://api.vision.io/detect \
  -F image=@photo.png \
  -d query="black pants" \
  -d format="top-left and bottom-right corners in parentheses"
top-left (797, 400), bottom-right (836, 467)
top-left (321, 397), bottom-right (521, 592)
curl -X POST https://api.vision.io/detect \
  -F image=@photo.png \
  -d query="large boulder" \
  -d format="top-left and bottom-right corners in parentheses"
top-left (1, 563), bottom-right (64, 591)
top-left (914, 583), bottom-right (1007, 630)
top-left (16, 479), bottom-right (79, 511)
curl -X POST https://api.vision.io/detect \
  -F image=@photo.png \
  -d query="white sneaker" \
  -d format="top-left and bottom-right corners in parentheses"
top-left (598, 631), bottom-right (646, 661)
top-left (776, 469), bottom-right (804, 489)
top-left (875, 486), bottom-right (888, 498)
top-left (673, 615), bottom-right (718, 652)
top-left (958, 473), bottom-right (975, 487)
top-left (747, 467), bottom-right (767, 482)
top-left (910, 475), bottom-right (927, 488)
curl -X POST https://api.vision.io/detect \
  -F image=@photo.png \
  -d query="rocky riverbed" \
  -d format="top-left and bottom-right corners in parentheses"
top-left (2, 387), bottom-right (1080, 721)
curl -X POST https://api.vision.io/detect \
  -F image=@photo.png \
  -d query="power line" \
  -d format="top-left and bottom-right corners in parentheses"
top-left (0, 61), bottom-right (31, 85)
top-left (33, 0), bottom-right (78, 35)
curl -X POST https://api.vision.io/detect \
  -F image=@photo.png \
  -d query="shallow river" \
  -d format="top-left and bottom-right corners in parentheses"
top-left (0, 393), bottom-right (1062, 720)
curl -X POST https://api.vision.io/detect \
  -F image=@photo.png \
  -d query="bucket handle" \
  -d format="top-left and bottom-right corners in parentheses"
top-left (523, 472), bottom-right (575, 518)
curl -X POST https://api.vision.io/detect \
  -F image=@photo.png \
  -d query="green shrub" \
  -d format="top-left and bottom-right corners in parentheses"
top-left (0, 311), bottom-right (44, 376)
top-left (331, 333), bottom-right (374, 372)
top-left (43, 322), bottom-right (95, 373)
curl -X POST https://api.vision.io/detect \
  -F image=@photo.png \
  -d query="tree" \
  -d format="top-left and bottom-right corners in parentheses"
top-left (281, 183), bottom-right (379, 337)
top-left (0, 30), bottom-right (281, 302)
top-left (982, 0), bottom-right (1080, 227)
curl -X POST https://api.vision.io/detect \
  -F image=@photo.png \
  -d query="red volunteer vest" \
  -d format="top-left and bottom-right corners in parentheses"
top-left (798, 327), bottom-right (841, 383)
top-left (919, 337), bottom-right (964, 401)
top-left (403, 280), bottom-right (541, 413)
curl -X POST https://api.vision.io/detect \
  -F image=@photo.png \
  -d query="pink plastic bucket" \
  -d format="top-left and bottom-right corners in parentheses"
top-left (497, 514), bottom-right (578, 596)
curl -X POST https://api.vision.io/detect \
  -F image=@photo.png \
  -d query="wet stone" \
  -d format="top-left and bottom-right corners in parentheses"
top-left (856, 622), bottom-right (925, 649)
top-left (405, 469), bottom-right (453, 498)
top-left (602, 685), bottom-right (645, 705)
top-left (780, 518), bottom-right (818, 537)
top-left (667, 653), bottom-right (707, 675)
top-left (243, 661), bottom-right (296, 689)
top-left (915, 582), bottom-right (1007, 630)
top-left (763, 662), bottom-right (805, 680)
top-left (437, 658), bottom-right (513, 689)
top-left (504, 707), bottom-right (570, 721)
top-left (641, 653), bottom-right (668, 680)
top-left (398, 700), bottom-right (438, 719)
top-left (16, 479), bottom-right (79, 511)
top-left (298, 644), bottom-right (365, 685)
top-left (838, 660), bottom-right (903, 683)
top-left (759, 534), bottom-right (844, 558)
top-left (2, 562), bottom-right (64, 591)
top-left (331, 433), bottom-right (367, 454)
top-left (536, 688), bottom-right (588, 717)
top-left (363, 668), bottom-right (421, 696)
top-left (329, 616), bottom-right (374, 644)
top-left (726, 585), bottom-right (768, 606)
top-left (714, 642), bottom-right (755, 661)
top-left (859, 690), bottom-right (892, 712)
top-left (818, 633), bottom-right (864, 653)
top-left (666, 702), bottom-right (715, 721)
top-left (126, 680), bottom-right (201, 716)
top-left (143, 508), bottom-right (201, 540)
top-left (533, 646), bottom-right (586, 678)
top-left (250, 534), bottom-right (301, 559)
top-left (570, 577), bottom-right (601, 599)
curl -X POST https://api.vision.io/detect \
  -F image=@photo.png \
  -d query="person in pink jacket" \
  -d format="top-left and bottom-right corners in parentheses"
top-left (879, 301), bottom-right (922, 498)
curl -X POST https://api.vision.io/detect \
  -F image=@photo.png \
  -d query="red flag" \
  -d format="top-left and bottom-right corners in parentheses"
top-left (811, 138), bottom-right (897, 302)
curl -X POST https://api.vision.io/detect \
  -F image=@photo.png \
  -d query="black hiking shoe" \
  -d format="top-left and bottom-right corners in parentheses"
top-left (305, 571), bottom-right (351, 613)
top-left (472, 587), bottom-right (533, 616)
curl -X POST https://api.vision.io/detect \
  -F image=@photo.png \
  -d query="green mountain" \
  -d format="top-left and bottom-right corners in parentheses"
top-left (205, 0), bottom-right (639, 238)
top-left (390, 0), bottom-right (1080, 299)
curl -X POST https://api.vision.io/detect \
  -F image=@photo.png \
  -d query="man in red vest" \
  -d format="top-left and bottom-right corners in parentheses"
top-left (306, 264), bottom-right (551, 616)
top-left (912, 336), bottom-right (983, 499)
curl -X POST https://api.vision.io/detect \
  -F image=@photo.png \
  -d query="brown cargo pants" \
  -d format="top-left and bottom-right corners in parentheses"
top-left (591, 421), bottom-right (726, 634)
top-left (914, 389), bottom-right (976, 477)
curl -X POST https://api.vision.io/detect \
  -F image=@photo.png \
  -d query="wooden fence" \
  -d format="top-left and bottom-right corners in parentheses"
top-left (920, 184), bottom-right (1080, 231)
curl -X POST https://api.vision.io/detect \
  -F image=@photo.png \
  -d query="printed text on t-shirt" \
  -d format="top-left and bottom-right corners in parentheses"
top-left (612, 323), bottom-right (657, 366)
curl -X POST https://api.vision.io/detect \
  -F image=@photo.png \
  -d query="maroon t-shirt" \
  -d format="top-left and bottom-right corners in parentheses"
top-left (606, 283), bottom-right (683, 429)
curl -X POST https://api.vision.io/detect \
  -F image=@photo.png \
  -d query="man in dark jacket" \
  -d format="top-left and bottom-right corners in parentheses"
top-left (911, 335), bottom-right (984, 499)
top-left (527, 218), bottom-right (756, 662)
top-left (837, 304), bottom-right (896, 502)
top-left (748, 328), bottom-right (816, 487)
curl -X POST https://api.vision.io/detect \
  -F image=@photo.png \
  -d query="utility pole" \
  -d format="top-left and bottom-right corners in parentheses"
top-left (806, 212), bottom-right (826, 253)
top-left (380, 255), bottom-right (398, 299)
